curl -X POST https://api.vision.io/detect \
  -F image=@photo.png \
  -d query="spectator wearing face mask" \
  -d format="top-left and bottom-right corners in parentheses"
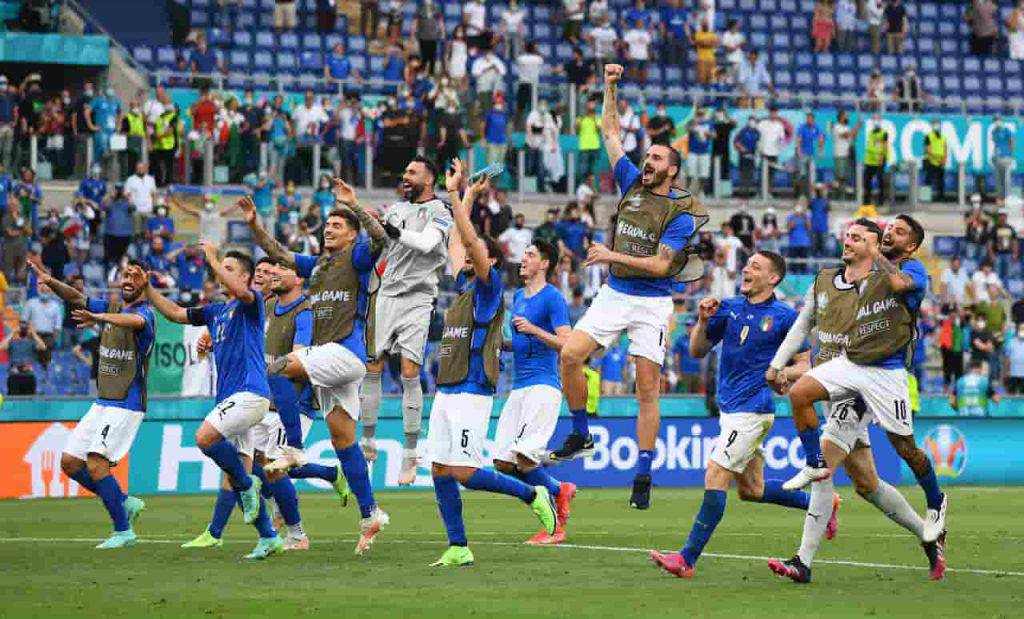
top-left (754, 207), bottom-right (783, 253)
top-left (968, 313), bottom-right (997, 379)
top-left (990, 117), bottom-right (1015, 203)
top-left (481, 98), bottom-right (511, 166)
top-left (895, 65), bottom-right (924, 112)
top-left (167, 192), bottom-right (236, 245)
top-left (733, 116), bottom-right (760, 198)
top-left (102, 182), bottom-right (134, 268)
top-left (2, 319), bottom-right (46, 394)
top-left (124, 161), bottom-right (156, 234)
top-left (498, 212), bottom-right (533, 282)
top-left (21, 282), bottom-right (61, 365)
top-left (121, 98), bottom-right (147, 180)
top-left (147, 199), bottom-right (175, 240)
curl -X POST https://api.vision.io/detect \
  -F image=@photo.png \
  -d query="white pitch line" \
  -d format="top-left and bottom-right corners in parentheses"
top-left (2, 536), bottom-right (1022, 578)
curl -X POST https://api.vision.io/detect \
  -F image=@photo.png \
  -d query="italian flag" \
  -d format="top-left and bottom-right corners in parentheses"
top-left (147, 313), bottom-right (215, 396)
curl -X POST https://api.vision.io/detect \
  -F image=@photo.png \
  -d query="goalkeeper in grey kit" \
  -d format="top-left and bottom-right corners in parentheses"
top-left (361, 155), bottom-right (454, 485)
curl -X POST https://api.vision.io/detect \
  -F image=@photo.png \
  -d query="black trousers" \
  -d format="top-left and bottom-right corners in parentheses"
top-left (862, 163), bottom-right (885, 205)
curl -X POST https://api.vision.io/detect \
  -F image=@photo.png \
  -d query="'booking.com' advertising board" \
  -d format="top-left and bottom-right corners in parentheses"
top-left (4, 415), bottom-right (1016, 499)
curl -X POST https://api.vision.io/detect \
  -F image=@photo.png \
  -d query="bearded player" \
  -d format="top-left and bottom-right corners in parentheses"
top-left (550, 63), bottom-right (706, 510)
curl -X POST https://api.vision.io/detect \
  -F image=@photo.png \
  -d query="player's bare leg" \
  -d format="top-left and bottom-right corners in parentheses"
top-left (267, 352), bottom-right (309, 382)
top-left (495, 455), bottom-right (576, 545)
top-left (326, 405), bottom-right (388, 554)
top-left (630, 357), bottom-right (662, 509)
top-left (845, 446), bottom-right (945, 580)
top-left (360, 358), bottom-right (385, 462)
top-left (397, 356), bottom-right (423, 485)
top-left (551, 331), bottom-right (599, 461)
top-left (783, 376), bottom-right (831, 490)
top-left (886, 431), bottom-right (947, 542)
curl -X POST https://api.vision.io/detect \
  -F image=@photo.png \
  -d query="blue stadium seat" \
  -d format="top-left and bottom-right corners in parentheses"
top-left (918, 20), bottom-right (936, 37)
top-left (834, 52), bottom-right (854, 70)
top-left (253, 50), bottom-right (274, 70)
top-left (255, 31), bottom-right (275, 49)
top-left (232, 31), bottom-right (252, 48)
top-left (241, 0), bottom-right (256, 7)
top-left (324, 33), bottom-right (343, 50)
top-left (739, 0), bottom-right (757, 11)
top-left (816, 54), bottom-right (833, 70)
top-left (665, 66), bottom-right (683, 83)
top-left (537, 42), bottom-right (553, 58)
top-left (939, 38), bottom-right (958, 56)
top-left (769, 15), bottom-right (788, 31)
top-left (532, 4), bottom-right (552, 20)
top-left (760, 0), bottom-right (779, 13)
top-left (1007, 76), bottom-right (1023, 92)
top-left (300, 50), bottom-right (320, 71)
top-left (280, 32), bottom-right (299, 50)
top-left (940, 56), bottom-right (959, 73)
top-left (938, 21), bottom-right (956, 37)
top-left (444, 3), bottom-right (460, 19)
top-left (227, 74), bottom-right (248, 90)
top-left (750, 31), bottom-right (768, 48)
top-left (772, 51), bottom-right (791, 68)
top-left (856, 53), bottom-right (874, 71)
top-left (156, 45), bottom-right (176, 65)
top-left (369, 54), bottom-right (385, 73)
top-left (795, 70), bottom-right (813, 87)
top-left (963, 75), bottom-right (981, 96)
top-left (942, 74), bottom-right (960, 93)
top-left (302, 33), bottom-right (322, 51)
top-left (963, 57), bottom-right (981, 74)
top-left (879, 54), bottom-right (897, 72)
top-left (193, 0), bottom-right (210, 7)
top-left (983, 58), bottom-right (1001, 73)
top-left (350, 54), bottom-right (367, 73)
top-left (276, 51), bottom-right (297, 73)
top-left (780, 0), bottom-right (797, 13)
top-left (259, 0), bottom-right (274, 8)
top-left (555, 43), bottom-right (573, 62)
top-left (133, 45), bottom-right (153, 65)
top-left (297, 73), bottom-right (319, 92)
top-left (533, 22), bottom-right (553, 40)
top-left (817, 72), bottom-right (835, 89)
top-left (794, 51), bottom-right (813, 69)
top-left (191, 9), bottom-right (209, 27)
top-left (750, 14), bottom-right (767, 30)
top-left (985, 75), bottom-right (1004, 94)
top-left (940, 3), bottom-right (959, 20)
top-left (920, 56), bottom-right (937, 73)
top-left (838, 71), bottom-right (856, 89)
top-left (237, 11), bottom-right (255, 28)
top-left (917, 37), bottom-right (936, 55)
top-left (771, 32), bottom-right (790, 49)
top-left (922, 75), bottom-right (940, 93)
top-left (791, 15), bottom-right (809, 32)
top-left (719, 0), bottom-right (737, 10)
top-left (920, 3), bottom-right (938, 19)
top-left (229, 49), bottom-right (251, 70)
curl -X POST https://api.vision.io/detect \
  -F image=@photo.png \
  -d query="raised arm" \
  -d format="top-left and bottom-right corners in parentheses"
top-left (27, 262), bottom-right (87, 308)
top-left (601, 63), bottom-right (626, 167)
top-left (200, 240), bottom-right (255, 304)
top-left (769, 286), bottom-right (816, 373)
top-left (146, 285), bottom-right (189, 324)
top-left (72, 307), bottom-right (147, 331)
top-left (237, 196), bottom-right (297, 269)
top-left (332, 178), bottom-right (387, 245)
top-left (873, 250), bottom-right (916, 293)
top-left (168, 194), bottom-right (201, 218)
top-left (446, 158), bottom-right (492, 283)
top-left (689, 297), bottom-right (721, 359)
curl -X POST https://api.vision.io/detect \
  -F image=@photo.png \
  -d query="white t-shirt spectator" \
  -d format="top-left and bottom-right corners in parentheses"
top-left (624, 27), bottom-right (653, 60)
top-left (866, 0), bottom-right (883, 26)
top-left (831, 120), bottom-right (852, 158)
top-left (463, 2), bottom-right (486, 36)
top-left (124, 172), bottom-right (156, 216)
top-left (563, 0), bottom-right (585, 23)
top-left (293, 103), bottom-right (329, 137)
top-left (576, 182), bottom-right (595, 208)
top-left (758, 117), bottom-right (787, 157)
top-left (590, 25), bottom-right (619, 59)
top-left (500, 6), bottom-right (526, 35)
top-left (472, 53), bottom-right (507, 93)
top-left (339, 107), bottom-right (359, 141)
top-left (940, 266), bottom-right (970, 306)
top-left (516, 52), bottom-right (545, 85)
top-left (710, 264), bottom-right (737, 299)
top-left (498, 226), bottom-right (533, 264)
top-left (588, 0), bottom-right (610, 23)
top-left (716, 234), bottom-right (745, 273)
top-left (143, 98), bottom-right (165, 127)
top-left (722, 30), bottom-right (745, 65)
top-left (971, 270), bottom-right (1003, 303)
top-left (620, 107), bottom-right (641, 153)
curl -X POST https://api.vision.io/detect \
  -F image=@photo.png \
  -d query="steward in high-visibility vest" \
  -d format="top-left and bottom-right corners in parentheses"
top-left (124, 111), bottom-right (145, 137)
top-left (864, 126), bottom-right (888, 167)
top-left (925, 129), bottom-right (947, 167)
top-left (153, 110), bottom-right (177, 152)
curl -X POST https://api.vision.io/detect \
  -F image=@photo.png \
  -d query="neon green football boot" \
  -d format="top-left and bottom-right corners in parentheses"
top-left (529, 486), bottom-right (557, 535)
top-left (239, 474), bottom-right (262, 524)
top-left (429, 545), bottom-right (474, 567)
top-left (244, 536), bottom-right (284, 560)
top-left (181, 530), bottom-right (223, 548)
top-left (331, 465), bottom-right (351, 507)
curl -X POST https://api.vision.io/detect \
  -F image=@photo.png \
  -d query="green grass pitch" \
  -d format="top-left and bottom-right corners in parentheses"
top-left (0, 487), bottom-right (1021, 618)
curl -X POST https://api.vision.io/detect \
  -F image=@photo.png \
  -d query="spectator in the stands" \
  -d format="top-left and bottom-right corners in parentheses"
top-left (16, 166), bottom-right (41, 230)
top-left (834, 0), bottom-right (857, 51)
top-left (2, 198), bottom-right (31, 283)
top-left (359, 0), bottom-right (379, 38)
top-left (381, 42), bottom-right (406, 83)
top-left (555, 203), bottom-right (588, 265)
top-left (619, 99), bottom-right (642, 164)
top-left (102, 183), bottom-right (134, 268)
top-left (623, 19), bottom-right (653, 83)
top-left (325, 42), bottom-right (361, 86)
top-left (0, 75), bottom-right (15, 171)
top-left (988, 212), bottom-right (1019, 283)
top-left (147, 200), bottom-right (174, 240)
top-left (576, 176), bottom-right (596, 211)
top-left (1009, 0), bottom-right (1024, 60)
top-left (884, 0), bottom-right (908, 54)
top-left (711, 108), bottom-right (735, 194)
top-left (562, 0), bottom-right (586, 43)
top-left (576, 99), bottom-right (600, 188)
top-left (660, 0), bottom-right (689, 66)
top-left (963, 198), bottom-right (990, 260)
top-left (755, 207), bottom-right (783, 253)
top-left (39, 224), bottom-right (68, 282)
top-left (22, 282), bottom-right (61, 366)
top-left (812, 0), bottom-right (835, 52)
top-left (600, 339), bottom-right (628, 394)
top-left (534, 207), bottom-right (562, 250)
top-left (721, 19), bottom-right (746, 78)
top-left (829, 110), bottom-right (857, 198)
top-left (563, 46), bottom-right (595, 95)
top-left (795, 112), bottom-right (825, 197)
top-left (124, 161), bottom-right (156, 234)
top-left (694, 18), bottom-right (719, 84)
top-left (472, 47), bottom-right (508, 113)
top-left (166, 243), bottom-right (207, 293)
top-left (709, 251), bottom-right (737, 298)
top-left (515, 42), bottom-right (545, 121)
top-left (865, 67), bottom-right (887, 110)
top-left (991, 116), bottom-right (1015, 203)
top-left (866, 0), bottom-right (884, 54)
top-left (498, 0), bottom-right (526, 60)
top-left (966, 0), bottom-right (999, 56)
top-left (895, 65), bottom-right (925, 112)
top-left (647, 102), bottom-right (676, 147)
top-left (922, 118), bottom-right (948, 202)
top-left (862, 113), bottom-right (889, 206)
top-left (941, 256), bottom-right (970, 308)
top-left (2, 320), bottom-right (45, 395)
top-left (736, 49), bottom-right (772, 108)
top-left (717, 221), bottom-right (746, 275)
top-left (189, 34), bottom-right (220, 88)
top-left (293, 90), bottom-right (329, 141)
top-left (1006, 325), bottom-right (1024, 394)
top-left (673, 321), bottom-right (703, 393)
top-left (969, 312), bottom-right (997, 378)
top-left (687, 109), bottom-right (715, 196)
top-left (446, 25), bottom-right (469, 88)
top-left (970, 259), bottom-right (1005, 304)
top-left (274, 0), bottom-right (297, 32)
top-left (786, 199), bottom-right (812, 273)
top-left (462, 0), bottom-right (488, 48)
top-left (482, 98), bottom-right (510, 165)
top-left (498, 212), bottom-right (532, 282)
top-left (589, 15), bottom-right (619, 77)
top-left (758, 106), bottom-right (788, 193)
top-left (734, 116), bottom-right (760, 197)
top-left (808, 184), bottom-right (830, 257)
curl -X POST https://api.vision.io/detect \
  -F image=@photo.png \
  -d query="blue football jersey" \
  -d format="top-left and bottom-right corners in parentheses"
top-left (510, 284), bottom-right (570, 390)
top-left (189, 290), bottom-right (271, 402)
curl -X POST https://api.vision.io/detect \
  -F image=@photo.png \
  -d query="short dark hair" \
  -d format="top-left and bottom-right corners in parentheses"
top-left (410, 154), bottom-right (438, 182)
top-left (533, 239), bottom-right (559, 280)
top-left (755, 250), bottom-right (787, 283)
top-left (126, 258), bottom-right (150, 272)
top-left (256, 257), bottom-right (277, 268)
top-left (328, 207), bottom-right (361, 233)
top-left (895, 214), bottom-right (925, 251)
top-left (854, 217), bottom-right (884, 242)
top-left (968, 358), bottom-right (984, 371)
top-left (224, 250), bottom-right (255, 283)
top-left (650, 143), bottom-right (681, 172)
top-left (482, 234), bottom-right (505, 270)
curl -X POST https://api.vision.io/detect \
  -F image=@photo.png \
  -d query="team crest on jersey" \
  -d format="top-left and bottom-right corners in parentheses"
top-left (816, 292), bottom-right (828, 313)
top-left (417, 206), bottom-right (428, 220)
top-left (761, 316), bottom-right (773, 332)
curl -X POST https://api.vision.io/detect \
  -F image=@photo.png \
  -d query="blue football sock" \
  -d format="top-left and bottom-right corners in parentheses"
top-left (517, 467), bottom-right (561, 498)
top-left (569, 408), bottom-right (590, 435)
top-left (636, 450), bottom-right (654, 476)
top-left (267, 374), bottom-right (305, 448)
top-left (915, 468), bottom-right (944, 511)
top-left (289, 463), bottom-right (339, 483)
top-left (337, 444), bottom-right (375, 518)
top-left (94, 475), bottom-right (130, 533)
top-left (433, 475), bottom-right (468, 546)
top-left (208, 488), bottom-right (237, 538)
top-left (239, 491), bottom-right (278, 539)
top-left (69, 468), bottom-right (99, 494)
top-left (798, 428), bottom-right (825, 468)
top-left (266, 477), bottom-right (301, 526)
top-left (680, 489), bottom-right (727, 566)
top-left (201, 440), bottom-right (252, 490)
top-left (463, 469), bottom-right (534, 502)
top-left (759, 479), bottom-right (811, 510)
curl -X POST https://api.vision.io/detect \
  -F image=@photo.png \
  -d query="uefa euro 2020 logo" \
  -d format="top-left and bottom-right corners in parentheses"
top-left (923, 425), bottom-right (967, 478)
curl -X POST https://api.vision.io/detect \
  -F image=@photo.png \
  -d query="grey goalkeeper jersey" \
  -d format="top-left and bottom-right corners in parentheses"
top-left (379, 198), bottom-right (453, 297)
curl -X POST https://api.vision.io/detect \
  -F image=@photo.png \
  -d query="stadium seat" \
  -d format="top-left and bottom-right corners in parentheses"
top-left (156, 45), bottom-right (176, 65)
top-left (918, 20), bottom-right (936, 37)
top-left (772, 51), bottom-right (791, 69)
top-left (794, 52), bottom-right (813, 69)
top-left (665, 66), bottom-right (683, 84)
top-left (253, 50), bottom-right (274, 70)
top-left (838, 71), bottom-right (856, 89)
top-left (816, 54), bottom-right (833, 70)
top-left (232, 31), bottom-right (252, 48)
top-left (920, 56), bottom-right (937, 73)
top-left (985, 75), bottom-right (1004, 95)
top-left (229, 50), bottom-right (251, 70)
top-left (280, 32), bottom-right (299, 50)
top-left (350, 54), bottom-right (367, 73)
top-left (963, 57), bottom-right (981, 74)
top-left (133, 45), bottom-right (153, 65)
top-left (299, 50), bottom-right (320, 71)
top-left (255, 31), bottom-right (275, 50)
top-left (301, 33), bottom-right (322, 51)
top-left (760, 0), bottom-right (779, 13)
top-left (324, 33), bottom-right (343, 50)
top-left (921, 3), bottom-right (938, 19)
top-left (191, 9), bottom-right (209, 27)
top-left (750, 14), bottom-right (767, 30)
top-left (817, 72), bottom-right (835, 89)
top-left (237, 11), bottom-right (255, 28)
top-left (750, 31), bottom-right (768, 48)
top-left (963, 75), bottom-right (981, 96)
top-left (780, 0), bottom-right (797, 13)
top-left (771, 32), bottom-right (790, 50)
top-left (856, 53), bottom-right (874, 71)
